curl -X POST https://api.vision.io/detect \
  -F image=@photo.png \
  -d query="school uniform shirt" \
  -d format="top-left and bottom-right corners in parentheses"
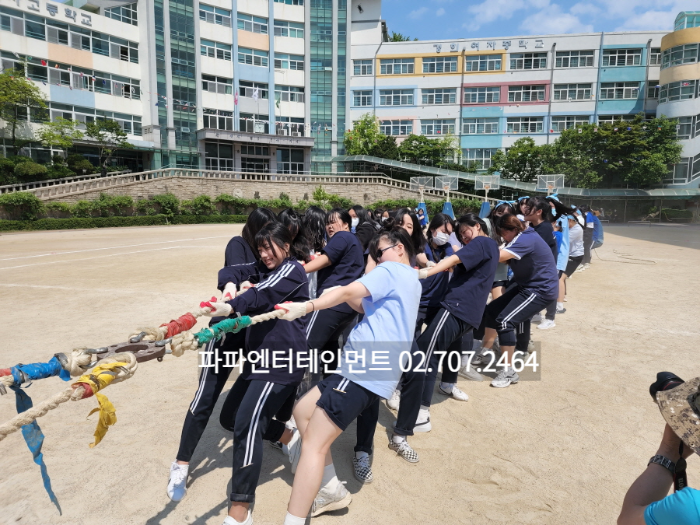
top-left (441, 236), bottom-right (499, 327)
top-left (218, 236), bottom-right (258, 290)
top-left (502, 228), bottom-right (559, 301)
top-left (482, 218), bottom-right (509, 282)
top-left (569, 223), bottom-right (584, 257)
top-left (555, 216), bottom-right (570, 272)
top-left (533, 221), bottom-right (558, 261)
top-left (587, 212), bottom-right (604, 243)
top-left (225, 258), bottom-right (310, 385)
top-left (317, 231), bottom-right (365, 314)
top-left (338, 261), bottom-right (421, 399)
top-left (419, 243), bottom-right (453, 309)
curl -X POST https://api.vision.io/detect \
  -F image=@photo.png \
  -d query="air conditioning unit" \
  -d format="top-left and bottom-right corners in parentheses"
top-left (279, 129), bottom-right (289, 136)
top-left (292, 132), bottom-right (301, 137)
top-left (181, 127), bottom-right (191, 133)
top-left (254, 122), bottom-right (266, 133)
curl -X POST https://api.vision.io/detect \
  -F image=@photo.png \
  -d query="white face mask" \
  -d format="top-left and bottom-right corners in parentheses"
top-left (351, 218), bottom-right (359, 228)
top-left (381, 217), bottom-right (388, 223)
top-left (433, 231), bottom-right (450, 246)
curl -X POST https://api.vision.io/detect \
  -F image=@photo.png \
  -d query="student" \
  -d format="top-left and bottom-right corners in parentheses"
top-left (275, 224), bottom-right (421, 524)
top-left (485, 201), bottom-right (516, 299)
top-left (201, 222), bottom-right (310, 525)
top-left (394, 208), bottom-right (427, 266)
top-left (417, 207), bottom-right (427, 228)
top-left (350, 205), bottom-right (381, 253)
top-left (557, 215), bottom-right (584, 311)
top-left (302, 206), bottom-right (328, 300)
top-left (167, 208), bottom-right (276, 502)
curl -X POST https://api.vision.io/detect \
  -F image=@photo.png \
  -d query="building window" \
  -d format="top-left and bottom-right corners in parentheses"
top-left (507, 117), bottom-right (544, 133)
top-left (105, 3), bottom-right (138, 26)
top-left (647, 81), bottom-right (659, 99)
top-left (676, 116), bottom-right (693, 140)
top-left (664, 158), bottom-right (690, 184)
top-left (661, 43), bottom-right (699, 69)
top-left (199, 4), bottom-right (231, 27)
top-left (237, 13), bottom-right (268, 34)
top-left (240, 113), bottom-right (269, 134)
top-left (353, 59), bottom-right (372, 76)
top-left (201, 39), bottom-right (232, 61)
top-left (203, 108), bottom-right (234, 130)
top-left (600, 82), bottom-right (640, 100)
top-left (277, 148), bottom-right (305, 173)
top-left (464, 86), bottom-right (500, 104)
top-left (463, 148), bottom-right (497, 169)
top-left (380, 58), bottom-right (414, 75)
top-left (202, 74), bottom-right (232, 94)
top-left (380, 120), bottom-right (412, 136)
top-left (421, 88), bottom-right (456, 105)
top-left (353, 90), bottom-right (373, 106)
top-left (238, 47), bottom-right (268, 67)
top-left (379, 89), bottom-right (414, 106)
top-left (465, 54), bottom-right (502, 72)
top-left (274, 20), bottom-right (304, 38)
top-left (275, 85), bottom-right (305, 103)
top-left (510, 52), bottom-right (547, 70)
top-left (239, 81), bottom-right (269, 100)
top-left (551, 116), bottom-right (590, 132)
top-left (597, 114), bottom-right (637, 124)
top-left (274, 0), bottom-right (304, 4)
top-left (602, 48), bottom-right (642, 67)
top-left (649, 47), bottom-right (661, 65)
top-left (508, 85), bottom-right (546, 102)
top-left (240, 145), bottom-right (270, 156)
top-left (553, 83), bottom-right (592, 101)
top-left (659, 80), bottom-right (698, 103)
top-left (205, 142), bottom-right (234, 171)
top-left (274, 53), bottom-right (304, 70)
top-left (422, 56), bottom-right (458, 73)
top-left (463, 118), bottom-right (499, 134)
top-left (555, 50), bottom-right (594, 68)
top-left (275, 117), bottom-right (305, 136)
top-left (421, 119), bottom-right (454, 135)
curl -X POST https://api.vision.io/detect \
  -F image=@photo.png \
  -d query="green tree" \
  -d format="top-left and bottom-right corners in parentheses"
top-left (398, 134), bottom-right (457, 166)
top-left (490, 137), bottom-right (550, 182)
top-left (344, 113), bottom-right (383, 155)
top-left (389, 32), bottom-right (418, 42)
top-left (0, 70), bottom-right (47, 154)
top-left (37, 117), bottom-right (84, 156)
top-left (371, 134), bottom-right (399, 160)
top-left (85, 119), bottom-right (133, 172)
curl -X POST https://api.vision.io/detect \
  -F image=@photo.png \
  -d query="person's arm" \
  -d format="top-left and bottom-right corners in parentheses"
top-left (303, 253), bottom-right (331, 274)
top-left (421, 253), bottom-right (461, 278)
top-left (499, 248), bottom-right (517, 263)
top-left (217, 262), bottom-right (259, 291)
top-left (305, 282), bottom-right (369, 314)
top-left (416, 252), bottom-right (428, 268)
top-left (365, 255), bottom-right (377, 274)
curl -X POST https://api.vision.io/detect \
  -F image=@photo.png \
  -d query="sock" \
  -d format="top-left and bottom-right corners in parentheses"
top-left (439, 382), bottom-right (453, 393)
top-left (392, 434), bottom-right (406, 444)
top-left (557, 302), bottom-right (564, 309)
top-left (223, 515), bottom-right (248, 525)
top-left (283, 512), bottom-right (306, 525)
top-left (321, 463), bottom-right (339, 492)
top-left (355, 451), bottom-right (369, 460)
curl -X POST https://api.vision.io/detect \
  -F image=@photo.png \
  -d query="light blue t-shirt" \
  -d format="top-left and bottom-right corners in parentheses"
top-left (339, 261), bottom-right (421, 399)
top-left (556, 216), bottom-right (570, 271)
top-left (645, 487), bottom-right (700, 525)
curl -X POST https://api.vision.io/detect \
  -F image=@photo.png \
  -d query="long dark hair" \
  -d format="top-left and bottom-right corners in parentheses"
top-left (426, 213), bottom-right (454, 245)
top-left (278, 208), bottom-right (311, 263)
top-left (326, 208), bottom-right (352, 228)
top-left (368, 218), bottom-right (416, 264)
top-left (351, 205), bottom-right (378, 229)
top-left (546, 197), bottom-right (577, 221)
top-left (523, 196), bottom-right (553, 222)
top-left (255, 222), bottom-right (308, 263)
top-left (494, 213), bottom-right (526, 236)
top-left (455, 213), bottom-right (489, 244)
top-left (395, 208), bottom-right (426, 255)
top-left (374, 208), bottom-right (384, 222)
top-left (242, 208), bottom-right (277, 259)
top-left (488, 201), bottom-right (515, 220)
top-left (303, 206), bottom-right (326, 252)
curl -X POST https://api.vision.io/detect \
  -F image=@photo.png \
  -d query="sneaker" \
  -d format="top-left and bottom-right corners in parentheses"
top-left (283, 428), bottom-right (301, 474)
top-left (268, 440), bottom-right (283, 451)
top-left (531, 313), bottom-right (542, 323)
top-left (352, 452), bottom-right (374, 484)
top-left (583, 263), bottom-right (591, 270)
top-left (458, 365), bottom-right (484, 381)
top-left (388, 438), bottom-right (419, 463)
top-left (311, 482), bottom-right (352, 517)
top-left (537, 319), bottom-right (556, 330)
top-left (386, 389), bottom-right (400, 411)
top-left (471, 349), bottom-right (494, 367)
top-left (527, 340), bottom-right (536, 354)
top-left (556, 306), bottom-right (566, 314)
top-left (490, 368), bottom-right (520, 388)
top-left (167, 461), bottom-right (189, 501)
top-left (415, 408), bottom-right (432, 433)
top-left (222, 512), bottom-right (252, 525)
top-left (438, 384), bottom-right (468, 401)
top-left (576, 265), bottom-right (586, 272)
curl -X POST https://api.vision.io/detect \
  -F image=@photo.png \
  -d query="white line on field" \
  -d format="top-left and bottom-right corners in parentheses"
top-left (0, 283), bottom-right (205, 297)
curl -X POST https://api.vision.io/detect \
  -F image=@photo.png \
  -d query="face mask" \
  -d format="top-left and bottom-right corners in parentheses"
top-left (433, 231), bottom-right (450, 245)
top-left (381, 217), bottom-right (387, 223)
top-left (351, 218), bottom-right (359, 228)
top-left (551, 208), bottom-right (558, 217)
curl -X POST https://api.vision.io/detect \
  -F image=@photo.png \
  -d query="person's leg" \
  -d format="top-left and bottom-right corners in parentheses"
top-left (354, 398), bottom-right (379, 455)
top-left (515, 320), bottom-right (530, 353)
top-left (307, 309), bottom-right (356, 378)
top-left (481, 285), bottom-right (520, 353)
top-left (393, 343), bottom-right (427, 437)
top-left (583, 228), bottom-right (593, 265)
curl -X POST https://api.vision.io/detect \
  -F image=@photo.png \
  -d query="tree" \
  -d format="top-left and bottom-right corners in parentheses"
top-left (84, 119), bottom-right (133, 173)
top-left (0, 70), bottom-right (46, 154)
top-left (371, 134), bottom-right (399, 160)
top-left (398, 134), bottom-right (457, 166)
top-left (37, 117), bottom-right (84, 156)
top-left (389, 32), bottom-right (418, 42)
top-left (344, 113), bottom-right (383, 156)
top-left (490, 137), bottom-right (550, 182)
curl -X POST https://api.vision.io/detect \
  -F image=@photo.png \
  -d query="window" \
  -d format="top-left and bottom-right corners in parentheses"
top-left (241, 157), bottom-right (270, 173)
top-left (675, 12), bottom-right (700, 30)
top-left (649, 47), bottom-right (661, 65)
top-left (275, 85), bottom-right (305, 103)
top-left (647, 81), bottom-right (659, 99)
top-left (274, 20), bottom-right (304, 38)
top-left (421, 119), bottom-right (454, 135)
top-left (380, 58), bottom-right (414, 75)
top-left (201, 39), bottom-right (232, 61)
top-left (277, 148), bottom-right (305, 174)
top-left (238, 47), bottom-right (268, 67)
top-left (600, 82), bottom-right (640, 100)
top-left (423, 56), bottom-right (457, 73)
top-left (659, 80), bottom-right (698, 103)
top-left (203, 108), bottom-right (234, 130)
top-left (379, 89), bottom-right (414, 106)
top-left (553, 83), bottom-right (592, 101)
top-left (463, 118), bottom-right (499, 134)
top-left (463, 148), bottom-right (497, 169)
top-left (597, 114), bottom-right (637, 124)
top-left (465, 54), bottom-right (502, 72)
top-left (510, 52), bottom-right (547, 70)
top-left (237, 13), bottom-right (268, 34)
top-left (353, 59), bottom-right (373, 76)
top-left (661, 44), bottom-right (699, 69)
top-left (202, 74), bottom-right (232, 94)
top-left (422, 88), bottom-right (456, 105)
top-left (353, 90), bottom-right (373, 106)
top-left (551, 116), bottom-right (590, 132)
top-left (380, 120), bottom-right (412, 136)
top-left (205, 142), bottom-right (234, 171)
top-left (240, 144), bottom-right (269, 156)
top-left (274, 0), bottom-right (303, 4)
top-left (274, 53), bottom-right (304, 70)
top-left (105, 3), bottom-right (138, 26)
top-left (199, 4), bottom-right (231, 27)
top-left (555, 50), bottom-right (594, 68)
top-left (508, 85), bottom-right (546, 102)
top-left (464, 86), bottom-right (500, 104)
top-left (602, 49), bottom-right (641, 67)
top-left (239, 81), bottom-right (269, 99)
top-left (275, 117), bottom-right (305, 136)
top-left (507, 117), bottom-right (543, 133)
top-left (676, 116), bottom-right (693, 139)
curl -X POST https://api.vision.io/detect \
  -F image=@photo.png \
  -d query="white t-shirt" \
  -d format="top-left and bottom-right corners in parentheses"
top-left (569, 223), bottom-right (584, 257)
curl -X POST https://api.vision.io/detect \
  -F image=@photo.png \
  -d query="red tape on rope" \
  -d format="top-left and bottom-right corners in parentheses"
top-left (160, 312), bottom-right (198, 339)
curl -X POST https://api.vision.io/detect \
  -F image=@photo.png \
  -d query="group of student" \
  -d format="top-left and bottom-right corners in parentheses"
top-left (164, 196), bottom-right (604, 525)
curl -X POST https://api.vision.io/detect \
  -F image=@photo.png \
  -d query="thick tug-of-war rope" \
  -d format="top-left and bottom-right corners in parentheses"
top-left (128, 307), bottom-right (211, 344)
top-left (0, 349), bottom-right (95, 392)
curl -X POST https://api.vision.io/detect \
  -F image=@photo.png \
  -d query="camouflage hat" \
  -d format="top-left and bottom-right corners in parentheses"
top-left (656, 376), bottom-right (700, 455)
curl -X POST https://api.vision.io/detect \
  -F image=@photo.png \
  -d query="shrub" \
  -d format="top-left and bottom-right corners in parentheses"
top-left (0, 191), bottom-right (45, 220)
top-left (0, 157), bottom-right (16, 185)
top-left (151, 193), bottom-right (180, 218)
top-left (46, 165), bottom-right (74, 180)
top-left (91, 193), bottom-right (133, 217)
top-left (45, 202), bottom-right (72, 218)
top-left (215, 194), bottom-right (248, 215)
top-left (66, 154), bottom-right (96, 175)
top-left (191, 195), bottom-right (216, 215)
top-left (661, 208), bottom-right (692, 221)
top-left (14, 161), bottom-right (48, 182)
top-left (71, 200), bottom-right (94, 218)
top-left (136, 198), bottom-right (157, 216)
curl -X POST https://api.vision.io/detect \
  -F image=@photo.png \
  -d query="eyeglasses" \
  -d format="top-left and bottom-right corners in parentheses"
top-left (375, 244), bottom-right (397, 261)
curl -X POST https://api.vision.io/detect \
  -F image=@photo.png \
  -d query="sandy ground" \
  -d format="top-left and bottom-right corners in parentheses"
top-left (0, 223), bottom-right (699, 525)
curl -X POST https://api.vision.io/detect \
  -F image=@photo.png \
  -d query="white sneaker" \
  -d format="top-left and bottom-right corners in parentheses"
top-left (414, 408), bottom-right (432, 433)
top-left (459, 365), bottom-right (484, 381)
top-left (583, 263), bottom-right (591, 269)
top-left (537, 319), bottom-right (556, 330)
top-left (386, 389), bottom-right (400, 411)
top-left (283, 428), bottom-right (302, 473)
top-left (311, 482), bottom-right (352, 517)
top-left (438, 383), bottom-right (468, 401)
top-left (490, 368), bottom-right (520, 388)
top-left (222, 511), bottom-right (252, 525)
top-left (167, 461), bottom-right (188, 501)
top-left (531, 313), bottom-right (542, 323)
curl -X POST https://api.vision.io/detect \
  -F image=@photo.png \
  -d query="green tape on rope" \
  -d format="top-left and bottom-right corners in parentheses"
top-left (193, 316), bottom-right (253, 345)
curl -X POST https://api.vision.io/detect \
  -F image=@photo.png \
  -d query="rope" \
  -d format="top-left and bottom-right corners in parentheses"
top-left (594, 248), bottom-right (656, 265)
top-left (128, 308), bottom-right (209, 342)
top-left (0, 350), bottom-right (93, 390)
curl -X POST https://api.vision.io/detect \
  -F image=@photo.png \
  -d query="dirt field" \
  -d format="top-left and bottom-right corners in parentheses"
top-left (0, 223), bottom-right (698, 525)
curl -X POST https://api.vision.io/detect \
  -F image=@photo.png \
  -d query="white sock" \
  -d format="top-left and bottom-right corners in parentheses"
top-left (355, 451), bottom-right (369, 460)
top-left (392, 434), bottom-right (406, 444)
top-left (321, 463), bottom-right (339, 492)
top-left (283, 512), bottom-right (306, 525)
top-left (440, 382), bottom-right (454, 393)
top-left (557, 302), bottom-right (564, 309)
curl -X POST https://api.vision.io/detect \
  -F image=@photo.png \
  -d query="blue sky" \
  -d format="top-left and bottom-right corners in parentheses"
top-left (381, 0), bottom-right (700, 40)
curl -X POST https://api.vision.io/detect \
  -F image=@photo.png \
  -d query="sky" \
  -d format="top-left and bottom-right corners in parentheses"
top-left (381, 0), bottom-right (700, 41)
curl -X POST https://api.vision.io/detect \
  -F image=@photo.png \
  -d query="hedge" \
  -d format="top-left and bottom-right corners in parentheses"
top-left (0, 215), bottom-right (247, 232)
top-left (660, 208), bottom-right (693, 220)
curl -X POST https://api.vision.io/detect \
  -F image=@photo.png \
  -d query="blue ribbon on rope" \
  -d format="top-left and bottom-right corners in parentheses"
top-left (10, 356), bottom-right (70, 386)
